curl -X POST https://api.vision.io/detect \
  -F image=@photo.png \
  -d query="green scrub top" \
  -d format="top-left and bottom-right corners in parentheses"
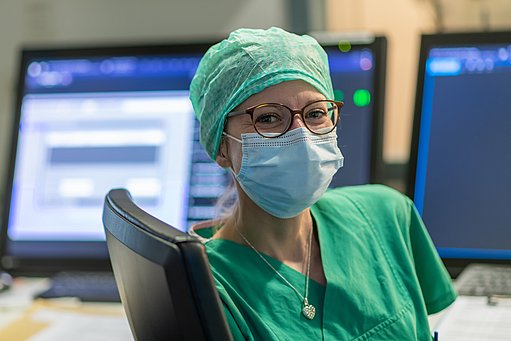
top-left (195, 185), bottom-right (457, 340)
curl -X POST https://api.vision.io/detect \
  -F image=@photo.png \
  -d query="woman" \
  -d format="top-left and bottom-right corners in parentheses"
top-left (189, 27), bottom-right (456, 340)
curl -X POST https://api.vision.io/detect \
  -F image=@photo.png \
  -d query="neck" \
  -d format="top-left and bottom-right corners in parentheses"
top-left (221, 182), bottom-right (313, 264)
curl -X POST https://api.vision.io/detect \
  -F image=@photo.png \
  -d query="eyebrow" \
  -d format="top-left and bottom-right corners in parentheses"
top-left (238, 96), bottom-right (329, 112)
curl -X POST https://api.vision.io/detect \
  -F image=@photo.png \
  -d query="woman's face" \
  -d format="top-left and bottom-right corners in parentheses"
top-left (217, 80), bottom-right (326, 173)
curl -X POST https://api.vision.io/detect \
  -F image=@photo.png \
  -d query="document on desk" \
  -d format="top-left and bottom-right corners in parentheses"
top-left (434, 296), bottom-right (511, 341)
top-left (0, 300), bottom-right (133, 341)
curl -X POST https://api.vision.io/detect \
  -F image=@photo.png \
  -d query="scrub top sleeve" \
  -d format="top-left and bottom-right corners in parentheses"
top-left (407, 199), bottom-right (458, 315)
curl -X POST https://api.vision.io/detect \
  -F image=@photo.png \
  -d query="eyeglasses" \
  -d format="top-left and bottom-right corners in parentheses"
top-left (226, 100), bottom-right (343, 138)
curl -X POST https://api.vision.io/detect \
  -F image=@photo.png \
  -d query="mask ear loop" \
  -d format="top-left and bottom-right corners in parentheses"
top-left (222, 132), bottom-right (242, 143)
top-left (219, 117), bottom-right (240, 175)
top-left (218, 131), bottom-right (241, 177)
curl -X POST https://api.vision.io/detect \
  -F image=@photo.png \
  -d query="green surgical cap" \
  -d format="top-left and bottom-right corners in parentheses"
top-left (189, 27), bottom-right (334, 160)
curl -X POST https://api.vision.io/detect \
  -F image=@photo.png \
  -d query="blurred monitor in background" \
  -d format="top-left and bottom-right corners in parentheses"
top-left (315, 34), bottom-right (387, 188)
top-left (408, 31), bottom-right (511, 277)
top-left (0, 43), bottom-right (221, 274)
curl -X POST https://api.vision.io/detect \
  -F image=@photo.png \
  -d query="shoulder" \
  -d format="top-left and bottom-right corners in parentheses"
top-left (322, 183), bottom-right (407, 200)
top-left (318, 184), bottom-right (412, 216)
top-left (314, 184), bottom-right (415, 243)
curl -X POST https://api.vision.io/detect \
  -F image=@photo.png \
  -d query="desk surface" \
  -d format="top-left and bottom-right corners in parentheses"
top-left (0, 278), bottom-right (132, 341)
top-left (431, 296), bottom-right (511, 341)
top-left (2, 277), bottom-right (510, 340)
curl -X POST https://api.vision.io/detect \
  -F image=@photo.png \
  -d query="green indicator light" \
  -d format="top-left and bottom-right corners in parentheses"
top-left (333, 89), bottom-right (344, 101)
top-left (338, 40), bottom-right (351, 52)
top-left (353, 89), bottom-right (371, 107)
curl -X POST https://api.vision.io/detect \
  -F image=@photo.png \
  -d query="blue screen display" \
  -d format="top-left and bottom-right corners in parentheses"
top-left (415, 42), bottom-right (511, 259)
top-left (325, 46), bottom-right (378, 187)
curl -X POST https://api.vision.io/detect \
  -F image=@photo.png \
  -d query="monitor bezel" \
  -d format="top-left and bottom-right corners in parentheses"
top-left (319, 36), bottom-right (388, 185)
top-left (0, 42), bottom-right (214, 276)
top-left (407, 31), bottom-right (511, 277)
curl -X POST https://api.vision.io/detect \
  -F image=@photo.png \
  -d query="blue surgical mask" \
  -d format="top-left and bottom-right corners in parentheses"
top-left (223, 127), bottom-right (344, 218)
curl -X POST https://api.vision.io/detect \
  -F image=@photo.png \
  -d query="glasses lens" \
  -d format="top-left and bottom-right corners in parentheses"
top-left (252, 104), bottom-right (291, 137)
top-left (303, 101), bottom-right (339, 134)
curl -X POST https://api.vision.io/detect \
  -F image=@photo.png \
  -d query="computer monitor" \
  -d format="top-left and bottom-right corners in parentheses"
top-left (1, 36), bottom-right (387, 275)
top-left (408, 31), bottom-right (511, 276)
top-left (317, 34), bottom-right (387, 187)
top-left (0, 42), bottom-right (227, 274)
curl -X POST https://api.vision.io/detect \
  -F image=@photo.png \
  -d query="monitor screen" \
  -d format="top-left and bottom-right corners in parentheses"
top-left (408, 31), bottom-right (511, 267)
top-left (1, 43), bottom-right (231, 273)
top-left (321, 36), bottom-right (387, 187)
top-left (1, 37), bottom-right (387, 273)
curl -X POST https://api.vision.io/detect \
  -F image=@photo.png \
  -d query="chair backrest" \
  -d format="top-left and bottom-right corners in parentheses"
top-left (102, 189), bottom-right (232, 341)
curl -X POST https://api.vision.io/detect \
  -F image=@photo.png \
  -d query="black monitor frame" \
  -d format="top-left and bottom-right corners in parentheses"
top-left (0, 42), bottom-right (214, 276)
top-left (407, 31), bottom-right (511, 277)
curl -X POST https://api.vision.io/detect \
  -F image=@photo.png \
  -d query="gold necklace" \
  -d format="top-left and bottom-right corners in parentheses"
top-left (235, 224), bottom-right (316, 320)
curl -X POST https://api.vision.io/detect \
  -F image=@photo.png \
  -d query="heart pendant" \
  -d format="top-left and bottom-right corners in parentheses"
top-left (302, 299), bottom-right (316, 320)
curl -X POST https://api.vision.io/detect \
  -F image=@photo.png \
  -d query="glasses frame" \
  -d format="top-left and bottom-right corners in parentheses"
top-left (225, 99), bottom-right (344, 138)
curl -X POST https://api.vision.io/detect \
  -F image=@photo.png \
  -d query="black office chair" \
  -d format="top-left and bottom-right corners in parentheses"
top-left (102, 189), bottom-right (232, 341)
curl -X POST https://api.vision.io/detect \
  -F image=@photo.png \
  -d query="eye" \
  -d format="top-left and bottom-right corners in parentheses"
top-left (253, 105), bottom-right (287, 125)
top-left (305, 109), bottom-right (328, 120)
top-left (254, 112), bottom-right (282, 124)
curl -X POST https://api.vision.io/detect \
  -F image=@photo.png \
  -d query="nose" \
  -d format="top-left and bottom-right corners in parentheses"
top-left (288, 111), bottom-right (306, 131)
